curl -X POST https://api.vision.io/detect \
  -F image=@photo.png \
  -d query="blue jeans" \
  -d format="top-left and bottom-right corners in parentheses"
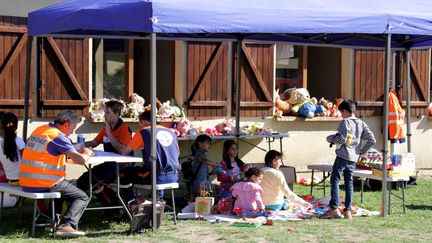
top-left (50, 180), bottom-right (89, 228)
top-left (329, 157), bottom-right (356, 211)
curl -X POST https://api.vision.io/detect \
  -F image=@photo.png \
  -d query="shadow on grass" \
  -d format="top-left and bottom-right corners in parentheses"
top-left (406, 204), bottom-right (432, 210)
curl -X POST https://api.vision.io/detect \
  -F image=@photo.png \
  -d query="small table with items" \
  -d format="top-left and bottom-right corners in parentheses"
top-left (307, 164), bottom-right (410, 214)
top-left (83, 151), bottom-right (142, 220)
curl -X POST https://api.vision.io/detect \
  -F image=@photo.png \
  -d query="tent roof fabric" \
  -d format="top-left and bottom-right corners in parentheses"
top-left (29, 0), bottom-right (432, 48)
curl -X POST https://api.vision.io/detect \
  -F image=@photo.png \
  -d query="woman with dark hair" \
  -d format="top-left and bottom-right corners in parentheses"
top-left (216, 140), bottom-right (248, 199)
top-left (0, 112), bottom-right (25, 185)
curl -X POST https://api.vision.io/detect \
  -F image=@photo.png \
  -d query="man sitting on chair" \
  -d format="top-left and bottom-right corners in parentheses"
top-left (19, 111), bottom-right (93, 238)
top-left (119, 110), bottom-right (180, 202)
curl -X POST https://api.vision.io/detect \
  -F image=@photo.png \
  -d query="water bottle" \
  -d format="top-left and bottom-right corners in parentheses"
top-left (77, 134), bottom-right (85, 143)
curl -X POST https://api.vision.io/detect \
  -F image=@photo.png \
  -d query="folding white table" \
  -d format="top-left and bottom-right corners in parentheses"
top-left (82, 151), bottom-right (142, 220)
top-left (307, 164), bottom-right (409, 214)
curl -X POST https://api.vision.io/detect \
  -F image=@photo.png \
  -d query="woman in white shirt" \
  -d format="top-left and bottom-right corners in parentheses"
top-left (0, 112), bottom-right (25, 185)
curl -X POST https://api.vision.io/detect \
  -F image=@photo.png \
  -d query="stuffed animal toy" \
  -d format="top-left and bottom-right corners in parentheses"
top-left (299, 101), bottom-right (317, 118)
top-left (247, 123), bottom-right (262, 135)
top-left (130, 93), bottom-right (145, 106)
top-left (256, 128), bottom-right (273, 135)
top-left (177, 118), bottom-right (192, 137)
top-left (274, 89), bottom-right (293, 114)
top-left (328, 98), bottom-right (343, 117)
top-left (287, 88), bottom-right (310, 105)
top-left (205, 127), bottom-right (222, 136)
top-left (315, 105), bottom-right (328, 117)
top-left (318, 98), bottom-right (331, 117)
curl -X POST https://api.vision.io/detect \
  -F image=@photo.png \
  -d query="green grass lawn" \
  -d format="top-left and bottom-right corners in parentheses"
top-left (1, 179), bottom-right (431, 242)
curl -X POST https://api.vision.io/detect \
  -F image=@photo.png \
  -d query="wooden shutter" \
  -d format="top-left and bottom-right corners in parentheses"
top-left (0, 16), bottom-right (32, 117)
top-left (237, 43), bottom-right (275, 117)
top-left (398, 50), bottom-right (430, 116)
top-left (354, 50), bottom-right (386, 116)
top-left (39, 37), bottom-right (89, 117)
top-left (186, 42), bottom-right (229, 118)
top-left (355, 49), bottom-right (430, 117)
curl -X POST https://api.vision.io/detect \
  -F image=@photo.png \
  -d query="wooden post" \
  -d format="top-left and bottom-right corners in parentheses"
top-left (125, 39), bottom-right (134, 99)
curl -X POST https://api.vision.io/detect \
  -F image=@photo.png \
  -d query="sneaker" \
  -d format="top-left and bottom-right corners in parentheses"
top-left (320, 209), bottom-right (343, 219)
top-left (53, 226), bottom-right (85, 238)
top-left (344, 210), bottom-right (352, 219)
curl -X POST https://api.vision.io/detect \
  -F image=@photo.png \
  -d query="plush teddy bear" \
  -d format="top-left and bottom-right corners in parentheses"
top-left (177, 118), bottom-right (192, 137)
top-left (287, 88), bottom-right (310, 105)
top-left (328, 98), bottom-right (343, 117)
top-left (299, 101), bottom-right (317, 118)
top-left (205, 127), bottom-right (222, 136)
top-left (274, 89), bottom-right (293, 115)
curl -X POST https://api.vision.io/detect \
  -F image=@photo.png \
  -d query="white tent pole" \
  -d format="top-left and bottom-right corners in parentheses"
top-left (405, 48), bottom-right (412, 152)
top-left (382, 33), bottom-right (391, 217)
top-left (150, 32), bottom-right (158, 231)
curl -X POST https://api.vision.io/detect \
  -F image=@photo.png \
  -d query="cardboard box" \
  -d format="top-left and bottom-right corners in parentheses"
top-left (195, 197), bottom-right (214, 215)
top-left (372, 168), bottom-right (415, 178)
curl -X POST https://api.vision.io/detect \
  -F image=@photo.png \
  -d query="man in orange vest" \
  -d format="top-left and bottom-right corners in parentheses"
top-left (19, 111), bottom-right (93, 238)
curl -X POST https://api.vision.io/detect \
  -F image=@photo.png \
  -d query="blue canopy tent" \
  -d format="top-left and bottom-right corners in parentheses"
top-left (25, 0), bottom-right (432, 229)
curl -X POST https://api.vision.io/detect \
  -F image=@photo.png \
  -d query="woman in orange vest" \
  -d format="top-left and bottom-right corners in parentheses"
top-left (19, 111), bottom-right (93, 238)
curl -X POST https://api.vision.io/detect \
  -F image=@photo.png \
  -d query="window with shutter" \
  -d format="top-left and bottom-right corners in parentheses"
top-left (397, 50), bottom-right (431, 116)
top-left (39, 37), bottom-right (89, 117)
top-left (185, 41), bottom-right (275, 118)
top-left (354, 49), bottom-right (430, 117)
top-left (0, 16), bottom-right (31, 117)
top-left (354, 50), bottom-right (386, 116)
top-left (238, 43), bottom-right (275, 118)
top-left (186, 42), bottom-right (229, 118)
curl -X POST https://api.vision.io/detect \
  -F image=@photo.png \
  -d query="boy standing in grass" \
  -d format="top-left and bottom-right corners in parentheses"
top-left (322, 100), bottom-right (376, 219)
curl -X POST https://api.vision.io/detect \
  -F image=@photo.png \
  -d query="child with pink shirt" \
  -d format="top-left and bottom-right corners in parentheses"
top-left (230, 167), bottom-right (264, 211)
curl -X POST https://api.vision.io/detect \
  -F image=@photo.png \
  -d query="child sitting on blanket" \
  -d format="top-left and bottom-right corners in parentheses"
top-left (260, 150), bottom-right (312, 211)
top-left (230, 167), bottom-right (265, 211)
top-left (216, 140), bottom-right (248, 199)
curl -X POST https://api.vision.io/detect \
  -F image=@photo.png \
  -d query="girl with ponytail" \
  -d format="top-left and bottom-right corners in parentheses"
top-left (0, 112), bottom-right (25, 185)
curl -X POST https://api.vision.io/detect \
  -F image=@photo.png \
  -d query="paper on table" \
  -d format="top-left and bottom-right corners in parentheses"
top-left (93, 150), bottom-right (128, 157)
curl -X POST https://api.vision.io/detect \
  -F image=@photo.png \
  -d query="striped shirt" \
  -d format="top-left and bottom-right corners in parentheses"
top-left (327, 117), bottom-right (376, 162)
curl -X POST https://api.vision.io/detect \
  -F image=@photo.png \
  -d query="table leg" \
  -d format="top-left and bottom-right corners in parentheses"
top-left (78, 164), bottom-right (93, 226)
top-left (116, 163), bottom-right (132, 220)
top-left (388, 182), bottom-right (392, 215)
top-left (310, 169), bottom-right (315, 195)
top-left (51, 199), bottom-right (56, 232)
top-left (0, 191), bottom-right (3, 220)
top-left (402, 181), bottom-right (406, 214)
top-left (323, 171), bottom-right (326, 197)
top-left (31, 200), bottom-right (37, 237)
top-left (279, 138), bottom-right (284, 165)
top-left (361, 179), bottom-right (364, 204)
top-left (19, 197), bottom-right (23, 222)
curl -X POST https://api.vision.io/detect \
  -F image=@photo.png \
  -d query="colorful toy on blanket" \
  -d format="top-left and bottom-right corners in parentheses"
top-left (216, 197), bottom-right (234, 215)
top-left (233, 208), bottom-right (272, 218)
top-left (297, 176), bottom-right (320, 186)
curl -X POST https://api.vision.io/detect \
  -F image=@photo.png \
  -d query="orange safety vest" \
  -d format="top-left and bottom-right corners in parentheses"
top-left (388, 89), bottom-right (405, 142)
top-left (19, 125), bottom-right (66, 188)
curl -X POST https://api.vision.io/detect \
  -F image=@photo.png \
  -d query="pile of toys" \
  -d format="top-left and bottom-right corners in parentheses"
top-left (274, 88), bottom-right (343, 118)
top-left (169, 118), bottom-right (274, 138)
top-left (89, 94), bottom-right (185, 121)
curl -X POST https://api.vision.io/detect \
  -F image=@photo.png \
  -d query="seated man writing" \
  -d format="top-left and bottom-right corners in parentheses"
top-left (19, 111), bottom-right (93, 238)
